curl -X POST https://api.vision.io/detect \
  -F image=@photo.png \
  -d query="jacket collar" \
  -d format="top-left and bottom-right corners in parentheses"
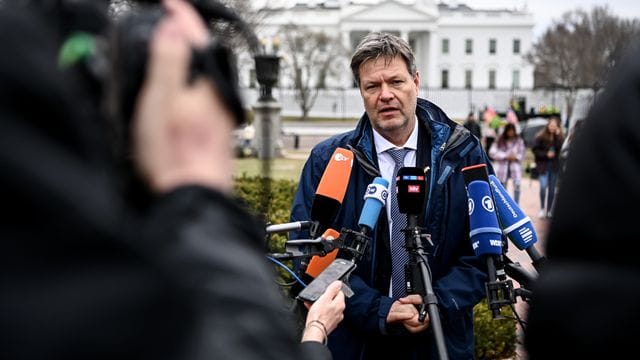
top-left (351, 97), bottom-right (457, 165)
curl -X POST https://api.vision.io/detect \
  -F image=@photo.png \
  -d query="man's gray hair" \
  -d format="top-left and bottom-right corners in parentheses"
top-left (350, 32), bottom-right (417, 86)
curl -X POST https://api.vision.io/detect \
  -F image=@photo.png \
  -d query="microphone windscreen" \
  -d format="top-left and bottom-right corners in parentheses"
top-left (310, 147), bottom-right (354, 229)
top-left (396, 167), bottom-right (427, 214)
top-left (358, 177), bottom-right (389, 231)
top-left (305, 229), bottom-right (341, 278)
top-left (488, 174), bottom-right (538, 250)
top-left (462, 164), bottom-right (503, 257)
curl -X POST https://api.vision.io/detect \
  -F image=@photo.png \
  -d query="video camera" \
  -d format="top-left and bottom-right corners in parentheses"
top-left (108, 0), bottom-right (261, 141)
top-left (47, 0), bottom-right (260, 151)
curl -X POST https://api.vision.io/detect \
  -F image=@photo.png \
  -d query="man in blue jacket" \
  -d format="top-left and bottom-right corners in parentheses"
top-left (289, 32), bottom-right (492, 359)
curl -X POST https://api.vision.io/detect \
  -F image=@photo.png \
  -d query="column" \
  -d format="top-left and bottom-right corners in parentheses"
top-left (428, 31), bottom-right (439, 89)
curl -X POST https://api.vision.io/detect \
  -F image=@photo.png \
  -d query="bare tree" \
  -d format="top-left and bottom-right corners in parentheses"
top-left (527, 5), bottom-right (640, 121)
top-left (279, 24), bottom-right (346, 120)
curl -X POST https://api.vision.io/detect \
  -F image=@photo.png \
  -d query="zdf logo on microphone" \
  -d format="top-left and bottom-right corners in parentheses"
top-left (334, 153), bottom-right (350, 161)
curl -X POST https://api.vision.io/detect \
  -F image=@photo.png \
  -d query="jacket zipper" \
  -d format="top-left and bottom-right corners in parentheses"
top-left (429, 128), bottom-right (470, 258)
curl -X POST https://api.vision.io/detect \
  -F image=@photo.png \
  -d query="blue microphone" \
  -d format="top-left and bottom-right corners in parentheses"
top-left (462, 164), bottom-right (506, 319)
top-left (358, 177), bottom-right (389, 233)
top-left (488, 174), bottom-right (546, 270)
top-left (345, 176), bottom-right (388, 263)
top-left (467, 179), bottom-right (503, 257)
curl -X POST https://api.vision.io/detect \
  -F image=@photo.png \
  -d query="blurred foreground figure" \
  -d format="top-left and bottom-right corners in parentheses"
top-left (524, 41), bottom-right (640, 359)
top-left (0, 1), bottom-right (343, 359)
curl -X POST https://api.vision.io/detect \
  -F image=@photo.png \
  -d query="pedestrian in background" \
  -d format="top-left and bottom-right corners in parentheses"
top-left (489, 123), bottom-right (526, 204)
top-left (525, 40), bottom-right (640, 360)
top-left (531, 116), bottom-right (564, 218)
top-left (464, 111), bottom-right (482, 141)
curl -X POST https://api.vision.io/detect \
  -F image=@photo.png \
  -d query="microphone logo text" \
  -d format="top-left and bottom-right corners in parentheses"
top-left (481, 196), bottom-right (495, 212)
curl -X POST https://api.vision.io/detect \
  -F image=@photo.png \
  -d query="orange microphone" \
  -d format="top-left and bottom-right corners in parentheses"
top-left (305, 228), bottom-right (341, 278)
top-left (309, 147), bottom-right (354, 237)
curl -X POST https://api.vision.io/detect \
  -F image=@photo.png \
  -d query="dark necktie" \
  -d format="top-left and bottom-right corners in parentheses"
top-left (387, 148), bottom-right (410, 299)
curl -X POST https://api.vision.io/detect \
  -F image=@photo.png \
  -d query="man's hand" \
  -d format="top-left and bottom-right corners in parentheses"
top-left (386, 294), bottom-right (430, 334)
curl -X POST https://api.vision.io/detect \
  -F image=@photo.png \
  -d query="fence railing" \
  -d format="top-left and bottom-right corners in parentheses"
top-left (241, 87), bottom-right (595, 123)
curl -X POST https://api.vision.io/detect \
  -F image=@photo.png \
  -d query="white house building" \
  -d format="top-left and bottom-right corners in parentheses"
top-left (252, 0), bottom-right (535, 91)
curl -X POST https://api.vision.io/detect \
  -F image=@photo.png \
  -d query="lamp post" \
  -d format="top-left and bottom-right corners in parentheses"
top-left (255, 54), bottom-right (279, 102)
top-left (252, 52), bottom-right (282, 160)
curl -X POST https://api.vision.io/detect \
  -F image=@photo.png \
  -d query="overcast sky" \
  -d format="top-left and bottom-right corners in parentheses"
top-left (459, 0), bottom-right (640, 39)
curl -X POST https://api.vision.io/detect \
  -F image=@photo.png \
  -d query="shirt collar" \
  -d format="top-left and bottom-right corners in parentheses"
top-left (373, 119), bottom-right (419, 156)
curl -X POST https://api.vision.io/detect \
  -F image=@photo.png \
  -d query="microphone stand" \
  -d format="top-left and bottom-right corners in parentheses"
top-left (404, 214), bottom-right (449, 360)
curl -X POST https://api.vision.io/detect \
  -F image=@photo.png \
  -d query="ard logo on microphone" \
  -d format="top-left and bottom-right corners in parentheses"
top-left (482, 196), bottom-right (495, 212)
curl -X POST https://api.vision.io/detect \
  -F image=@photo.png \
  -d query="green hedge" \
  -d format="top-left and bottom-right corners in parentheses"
top-left (233, 174), bottom-right (517, 359)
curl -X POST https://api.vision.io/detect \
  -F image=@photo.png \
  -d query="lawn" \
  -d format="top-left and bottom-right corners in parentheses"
top-left (233, 151), bottom-right (309, 181)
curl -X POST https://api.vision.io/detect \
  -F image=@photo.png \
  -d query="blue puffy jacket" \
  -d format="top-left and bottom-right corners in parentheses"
top-left (290, 98), bottom-right (493, 359)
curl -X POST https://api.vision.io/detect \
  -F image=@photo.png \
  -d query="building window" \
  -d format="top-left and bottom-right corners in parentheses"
top-left (465, 39), bottom-right (473, 55)
top-left (513, 39), bottom-right (521, 54)
top-left (489, 39), bottom-right (496, 55)
top-left (465, 70), bottom-right (473, 89)
top-left (441, 69), bottom-right (449, 89)
top-left (409, 38), bottom-right (416, 52)
top-left (488, 70), bottom-right (496, 89)
top-left (249, 69), bottom-right (256, 88)
top-left (512, 70), bottom-right (520, 89)
top-left (442, 38), bottom-right (449, 54)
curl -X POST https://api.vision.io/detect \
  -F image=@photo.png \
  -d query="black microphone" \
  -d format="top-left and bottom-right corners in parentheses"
top-left (395, 167), bottom-right (449, 360)
top-left (270, 229), bottom-right (341, 261)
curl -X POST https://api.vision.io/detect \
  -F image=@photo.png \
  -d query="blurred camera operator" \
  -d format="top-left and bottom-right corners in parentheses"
top-left (0, 0), bottom-right (343, 359)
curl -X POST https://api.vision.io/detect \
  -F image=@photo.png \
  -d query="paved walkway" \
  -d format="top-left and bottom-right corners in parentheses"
top-left (502, 177), bottom-right (549, 360)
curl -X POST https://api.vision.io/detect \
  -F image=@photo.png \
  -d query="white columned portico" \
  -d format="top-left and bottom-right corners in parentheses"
top-left (428, 31), bottom-right (439, 89)
top-left (400, 29), bottom-right (409, 43)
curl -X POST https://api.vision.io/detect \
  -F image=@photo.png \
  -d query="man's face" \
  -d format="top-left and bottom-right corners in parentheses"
top-left (358, 55), bottom-right (420, 143)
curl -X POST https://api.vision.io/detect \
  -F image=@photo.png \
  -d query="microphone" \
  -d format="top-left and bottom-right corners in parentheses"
top-left (297, 178), bottom-right (389, 303)
top-left (309, 147), bottom-right (354, 237)
top-left (304, 177), bottom-right (388, 278)
top-left (265, 220), bottom-right (312, 234)
top-left (270, 229), bottom-right (340, 261)
top-left (305, 229), bottom-right (341, 278)
top-left (358, 177), bottom-right (389, 233)
top-left (464, 172), bottom-right (503, 258)
top-left (488, 174), bottom-right (546, 271)
top-left (395, 167), bottom-right (449, 360)
top-left (396, 167), bottom-right (428, 217)
top-left (462, 164), bottom-right (507, 318)
top-left (343, 176), bottom-right (389, 262)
